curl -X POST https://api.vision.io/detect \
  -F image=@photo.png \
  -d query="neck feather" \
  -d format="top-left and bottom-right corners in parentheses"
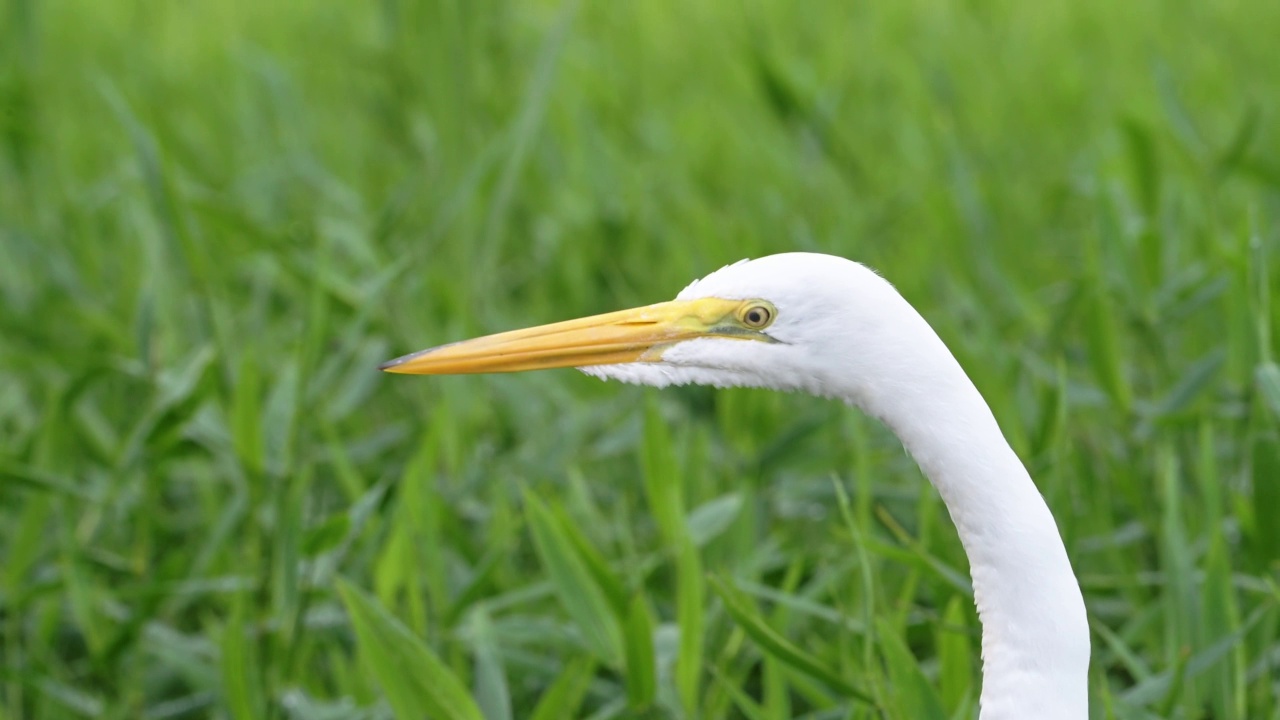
top-left (853, 330), bottom-right (1090, 719)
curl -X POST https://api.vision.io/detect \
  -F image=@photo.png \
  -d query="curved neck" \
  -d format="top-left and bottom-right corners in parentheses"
top-left (852, 335), bottom-right (1090, 718)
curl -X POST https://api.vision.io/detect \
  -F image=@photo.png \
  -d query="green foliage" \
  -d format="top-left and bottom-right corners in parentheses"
top-left (337, 579), bottom-right (485, 720)
top-left (877, 618), bottom-right (948, 720)
top-left (2, 0), bottom-right (1279, 718)
top-left (524, 491), bottom-right (625, 668)
top-left (623, 595), bottom-right (657, 710)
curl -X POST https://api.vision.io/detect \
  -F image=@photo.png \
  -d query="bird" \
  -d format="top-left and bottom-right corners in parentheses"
top-left (380, 252), bottom-right (1090, 719)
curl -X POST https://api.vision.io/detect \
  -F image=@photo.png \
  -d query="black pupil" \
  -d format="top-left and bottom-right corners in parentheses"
top-left (747, 309), bottom-right (765, 325)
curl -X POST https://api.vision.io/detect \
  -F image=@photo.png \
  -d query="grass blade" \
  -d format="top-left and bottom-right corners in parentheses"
top-left (230, 352), bottom-right (264, 478)
top-left (877, 618), bottom-right (947, 720)
top-left (552, 502), bottom-right (629, 617)
top-left (686, 493), bottom-right (744, 547)
top-left (623, 595), bottom-right (657, 710)
top-left (529, 658), bottom-right (596, 720)
top-left (936, 595), bottom-right (974, 716)
top-left (220, 597), bottom-right (265, 720)
top-left (524, 491), bottom-right (624, 667)
top-left (709, 575), bottom-right (874, 705)
top-left (1150, 349), bottom-right (1225, 419)
top-left (642, 396), bottom-right (686, 549)
top-left (468, 609), bottom-right (512, 720)
top-left (337, 578), bottom-right (484, 720)
top-left (1257, 363), bottom-right (1280, 419)
top-left (676, 537), bottom-right (705, 716)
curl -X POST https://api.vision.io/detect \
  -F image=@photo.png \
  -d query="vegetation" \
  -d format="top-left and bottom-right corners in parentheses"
top-left (2, 0), bottom-right (1278, 718)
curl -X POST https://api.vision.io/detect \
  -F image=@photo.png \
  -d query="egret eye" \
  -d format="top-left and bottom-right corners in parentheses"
top-left (739, 302), bottom-right (775, 329)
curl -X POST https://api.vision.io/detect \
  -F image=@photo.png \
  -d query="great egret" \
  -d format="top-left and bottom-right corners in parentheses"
top-left (382, 252), bottom-right (1090, 719)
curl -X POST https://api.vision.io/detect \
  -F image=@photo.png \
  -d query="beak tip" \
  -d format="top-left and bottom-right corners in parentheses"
top-left (378, 350), bottom-right (423, 373)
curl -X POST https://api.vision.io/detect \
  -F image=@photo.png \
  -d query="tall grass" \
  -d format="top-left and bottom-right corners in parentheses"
top-left (1, 0), bottom-right (1278, 718)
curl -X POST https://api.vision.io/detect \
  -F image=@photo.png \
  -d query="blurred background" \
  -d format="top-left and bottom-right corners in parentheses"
top-left (2, 0), bottom-right (1278, 718)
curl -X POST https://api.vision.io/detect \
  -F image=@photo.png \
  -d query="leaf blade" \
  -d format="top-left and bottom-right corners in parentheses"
top-left (337, 578), bottom-right (484, 720)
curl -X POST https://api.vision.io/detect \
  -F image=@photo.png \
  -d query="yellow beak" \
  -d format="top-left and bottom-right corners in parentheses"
top-left (380, 297), bottom-right (747, 375)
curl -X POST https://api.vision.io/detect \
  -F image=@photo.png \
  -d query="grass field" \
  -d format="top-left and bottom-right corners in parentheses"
top-left (2, 0), bottom-right (1279, 718)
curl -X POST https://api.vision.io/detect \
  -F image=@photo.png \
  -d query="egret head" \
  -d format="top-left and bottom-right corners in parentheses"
top-left (381, 252), bottom-right (918, 403)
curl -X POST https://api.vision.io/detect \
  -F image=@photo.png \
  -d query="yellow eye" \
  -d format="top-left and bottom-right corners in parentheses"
top-left (738, 302), bottom-right (775, 329)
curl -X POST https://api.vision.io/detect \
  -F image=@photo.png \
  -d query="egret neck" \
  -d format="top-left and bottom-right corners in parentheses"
top-left (850, 313), bottom-right (1090, 720)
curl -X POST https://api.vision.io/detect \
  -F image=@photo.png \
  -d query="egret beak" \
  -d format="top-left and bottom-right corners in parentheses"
top-left (380, 298), bottom-right (747, 375)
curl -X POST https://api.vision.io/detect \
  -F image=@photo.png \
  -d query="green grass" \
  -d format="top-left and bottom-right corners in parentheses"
top-left (2, 0), bottom-right (1279, 718)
